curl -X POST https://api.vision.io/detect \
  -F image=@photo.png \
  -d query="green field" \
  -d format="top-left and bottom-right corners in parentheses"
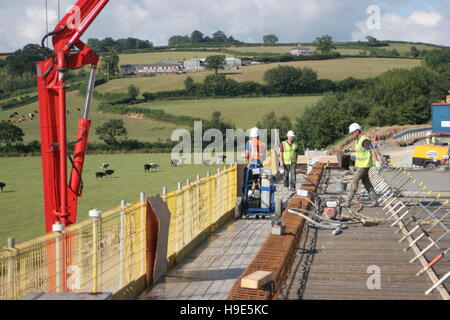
top-left (97, 57), bottom-right (421, 96)
top-left (227, 42), bottom-right (442, 56)
top-left (0, 153), bottom-right (226, 243)
top-left (0, 94), bottom-right (320, 143)
top-left (138, 96), bottom-right (321, 129)
top-left (0, 91), bottom-right (181, 144)
top-left (118, 51), bottom-right (232, 65)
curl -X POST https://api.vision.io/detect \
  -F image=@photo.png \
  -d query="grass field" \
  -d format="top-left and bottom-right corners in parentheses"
top-left (138, 96), bottom-right (322, 129)
top-left (0, 91), bottom-right (181, 144)
top-left (227, 42), bottom-right (443, 56)
top-left (119, 51), bottom-right (232, 65)
top-left (0, 153), bottom-right (226, 243)
top-left (1, 94), bottom-right (321, 143)
top-left (97, 57), bottom-right (421, 97)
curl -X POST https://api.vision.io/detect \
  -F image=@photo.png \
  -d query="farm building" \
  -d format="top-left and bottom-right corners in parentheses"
top-left (119, 59), bottom-right (183, 75)
top-left (290, 44), bottom-right (312, 56)
top-left (183, 58), bottom-right (206, 72)
top-left (225, 57), bottom-right (242, 68)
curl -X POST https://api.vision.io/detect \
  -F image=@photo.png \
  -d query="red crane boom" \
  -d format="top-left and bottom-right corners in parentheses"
top-left (36, 0), bottom-right (109, 232)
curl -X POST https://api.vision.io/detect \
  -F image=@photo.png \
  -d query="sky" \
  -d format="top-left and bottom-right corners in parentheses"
top-left (0, 0), bottom-right (449, 52)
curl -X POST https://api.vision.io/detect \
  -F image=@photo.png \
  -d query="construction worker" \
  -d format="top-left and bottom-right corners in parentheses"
top-left (244, 127), bottom-right (267, 168)
top-left (344, 123), bottom-right (381, 207)
top-left (279, 131), bottom-right (298, 191)
top-left (426, 133), bottom-right (436, 145)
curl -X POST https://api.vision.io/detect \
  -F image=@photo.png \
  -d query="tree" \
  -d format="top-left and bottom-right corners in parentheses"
top-left (205, 55), bottom-right (225, 74)
top-left (0, 121), bottom-right (24, 146)
top-left (190, 30), bottom-right (204, 43)
top-left (212, 30), bottom-right (228, 43)
top-left (168, 35), bottom-right (191, 46)
top-left (263, 34), bottom-right (279, 45)
top-left (366, 36), bottom-right (378, 45)
top-left (423, 49), bottom-right (450, 74)
top-left (100, 48), bottom-right (119, 80)
top-left (410, 46), bottom-right (420, 58)
top-left (95, 119), bottom-right (128, 146)
top-left (263, 65), bottom-right (318, 94)
top-left (127, 85), bottom-right (140, 100)
top-left (314, 35), bottom-right (336, 54)
top-left (4, 44), bottom-right (48, 76)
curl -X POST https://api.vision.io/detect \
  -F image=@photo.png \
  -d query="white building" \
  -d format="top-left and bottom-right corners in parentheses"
top-left (224, 57), bottom-right (242, 68)
top-left (290, 44), bottom-right (312, 56)
top-left (183, 58), bottom-right (206, 72)
top-left (119, 59), bottom-right (183, 75)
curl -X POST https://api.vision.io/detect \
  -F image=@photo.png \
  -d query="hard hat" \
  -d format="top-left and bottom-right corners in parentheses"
top-left (349, 123), bottom-right (362, 134)
top-left (250, 127), bottom-right (259, 138)
top-left (287, 130), bottom-right (296, 138)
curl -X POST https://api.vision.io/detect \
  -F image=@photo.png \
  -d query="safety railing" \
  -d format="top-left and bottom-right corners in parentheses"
top-left (0, 165), bottom-right (238, 300)
top-left (368, 147), bottom-right (450, 299)
top-left (0, 201), bottom-right (146, 300)
top-left (393, 127), bottom-right (432, 142)
top-left (162, 166), bottom-right (237, 259)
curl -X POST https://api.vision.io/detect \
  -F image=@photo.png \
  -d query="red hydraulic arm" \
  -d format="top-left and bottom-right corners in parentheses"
top-left (36, 0), bottom-right (109, 232)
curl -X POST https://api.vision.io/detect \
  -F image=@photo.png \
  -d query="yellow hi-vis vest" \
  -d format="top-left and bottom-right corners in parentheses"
top-left (355, 135), bottom-right (373, 168)
top-left (282, 141), bottom-right (298, 165)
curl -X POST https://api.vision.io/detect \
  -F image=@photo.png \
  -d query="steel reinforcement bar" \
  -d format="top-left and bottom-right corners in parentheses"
top-left (227, 163), bottom-right (325, 300)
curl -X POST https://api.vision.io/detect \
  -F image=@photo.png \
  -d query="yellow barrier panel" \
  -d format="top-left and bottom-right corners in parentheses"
top-left (0, 165), bottom-right (239, 300)
top-left (162, 166), bottom-right (237, 259)
top-left (0, 202), bottom-right (146, 300)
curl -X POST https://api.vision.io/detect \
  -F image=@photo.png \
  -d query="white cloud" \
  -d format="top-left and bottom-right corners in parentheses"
top-left (352, 7), bottom-right (450, 46)
top-left (0, 1), bottom-right (448, 52)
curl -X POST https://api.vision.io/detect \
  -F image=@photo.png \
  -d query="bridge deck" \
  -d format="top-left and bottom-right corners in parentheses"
top-left (280, 169), bottom-right (448, 300)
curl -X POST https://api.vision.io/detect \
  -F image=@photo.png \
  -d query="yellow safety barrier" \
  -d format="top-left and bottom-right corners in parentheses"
top-left (162, 166), bottom-right (237, 259)
top-left (0, 165), bottom-right (239, 300)
top-left (0, 202), bottom-right (146, 300)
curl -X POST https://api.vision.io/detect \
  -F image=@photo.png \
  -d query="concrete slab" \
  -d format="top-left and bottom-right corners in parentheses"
top-left (139, 219), bottom-right (272, 300)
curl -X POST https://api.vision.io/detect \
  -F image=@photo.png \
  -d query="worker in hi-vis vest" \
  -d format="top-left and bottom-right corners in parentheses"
top-left (279, 131), bottom-right (298, 191)
top-left (426, 133), bottom-right (436, 145)
top-left (244, 127), bottom-right (267, 168)
top-left (343, 123), bottom-right (381, 208)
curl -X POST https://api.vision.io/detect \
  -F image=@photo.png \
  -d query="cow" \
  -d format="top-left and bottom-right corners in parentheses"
top-left (101, 163), bottom-right (110, 170)
top-left (203, 160), bottom-right (211, 166)
top-left (0, 182), bottom-right (5, 192)
top-left (144, 163), bottom-right (159, 172)
top-left (95, 172), bottom-right (106, 179)
top-left (170, 160), bottom-right (180, 167)
top-left (104, 169), bottom-right (115, 177)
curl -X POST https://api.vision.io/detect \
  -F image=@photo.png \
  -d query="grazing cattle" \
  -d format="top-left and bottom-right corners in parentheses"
top-left (104, 170), bottom-right (115, 177)
top-left (95, 172), bottom-right (106, 179)
top-left (34, 110), bottom-right (39, 114)
top-left (144, 163), bottom-right (159, 172)
top-left (101, 163), bottom-right (110, 170)
top-left (203, 160), bottom-right (211, 166)
top-left (170, 160), bottom-right (180, 167)
top-left (0, 182), bottom-right (5, 192)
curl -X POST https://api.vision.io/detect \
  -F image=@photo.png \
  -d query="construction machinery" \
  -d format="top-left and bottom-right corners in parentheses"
top-left (412, 145), bottom-right (449, 168)
top-left (37, 0), bottom-right (109, 232)
top-left (235, 167), bottom-right (281, 219)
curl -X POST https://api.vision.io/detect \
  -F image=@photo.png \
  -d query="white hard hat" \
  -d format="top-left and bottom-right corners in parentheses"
top-left (250, 127), bottom-right (259, 138)
top-left (287, 130), bottom-right (296, 138)
top-left (349, 123), bottom-right (362, 134)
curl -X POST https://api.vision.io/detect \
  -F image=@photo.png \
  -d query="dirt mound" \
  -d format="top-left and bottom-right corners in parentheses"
top-left (329, 124), bottom-right (430, 154)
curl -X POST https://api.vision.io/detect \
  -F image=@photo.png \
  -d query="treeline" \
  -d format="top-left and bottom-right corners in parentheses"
top-left (86, 37), bottom-right (153, 53)
top-left (0, 140), bottom-right (177, 156)
top-left (294, 48), bottom-right (450, 149)
top-left (169, 30), bottom-right (242, 46)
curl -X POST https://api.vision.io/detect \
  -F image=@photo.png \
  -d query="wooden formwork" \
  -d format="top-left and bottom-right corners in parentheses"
top-left (227, 164), bottom-right (325, 300)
